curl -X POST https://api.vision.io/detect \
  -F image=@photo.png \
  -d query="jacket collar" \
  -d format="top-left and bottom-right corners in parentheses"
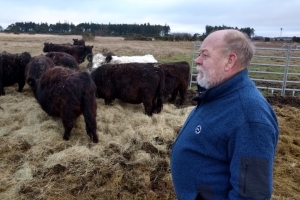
top-left (192, 68), bottom-right (253, 105)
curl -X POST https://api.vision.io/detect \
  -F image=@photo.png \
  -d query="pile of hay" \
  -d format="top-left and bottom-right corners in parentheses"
top-left (0, 85), bottom-right (192, 199)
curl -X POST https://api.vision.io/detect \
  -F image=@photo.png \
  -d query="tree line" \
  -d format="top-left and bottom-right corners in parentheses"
top-left (292, 37), bottom-right (300, 43)
top-left (0, 21), bottom-right (274, 42)
top-left (2, 21), bottom-right (170, 37)
top-left (153, 25), bottom-right (255, 41)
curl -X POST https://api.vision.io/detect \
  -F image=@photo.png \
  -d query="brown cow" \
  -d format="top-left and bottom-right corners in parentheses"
top-left (45, 52), bottom-right (79, 70)
top-left (154, 61), bottom-right (190, 105)
top-left (43, 43), bottom-right (93, 64)
top-left (26, 66), bottom-right (98, 143)
top-left (91, 63), bottom-right (165, 116)
top-left (0, 51), bottom-right (31, 95)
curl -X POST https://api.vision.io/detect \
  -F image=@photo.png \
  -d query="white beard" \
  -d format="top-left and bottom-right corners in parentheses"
top-left (197, 65), bottom-right (212, 89)
top-left (197, 65), bottom-right (224, 89)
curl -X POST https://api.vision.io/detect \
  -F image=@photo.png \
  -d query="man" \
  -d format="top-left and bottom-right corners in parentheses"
top-left (170, 29), bottom-right (279, 199)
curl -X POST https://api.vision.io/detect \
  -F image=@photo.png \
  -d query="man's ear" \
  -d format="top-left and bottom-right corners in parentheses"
top-left (225, 52), bottom-right (237, 71)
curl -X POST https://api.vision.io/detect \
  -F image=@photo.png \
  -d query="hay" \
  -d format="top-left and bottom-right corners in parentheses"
top-left (0, 83), bottom-right (189, 199)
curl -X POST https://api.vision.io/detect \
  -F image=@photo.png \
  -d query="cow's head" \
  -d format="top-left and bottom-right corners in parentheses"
top-left (85, 45), bottom-right (93, 55)
top-left (73, 39), bottom-right (78, 45)
top-left (25, 55), bottom-right (55, 93)
top-left (43, 43), bottom-right (50, 52)
top-left (91, 53), bottom-right (111, 70)
top-left (17, 52), bottom-right (31, 67)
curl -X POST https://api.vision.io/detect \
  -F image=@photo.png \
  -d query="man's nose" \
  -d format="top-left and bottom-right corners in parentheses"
top-left (194, 55), bottom-right (201, 64)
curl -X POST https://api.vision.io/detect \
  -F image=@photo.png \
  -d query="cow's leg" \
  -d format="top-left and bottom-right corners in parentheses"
top-left (84, 116), bottom-right (98, 143)
top-left (104, 94), bottom-right (114, 105)
top-left (83, 94), bottom-right (98, 143)
top-left (142, 98), bottom-right (153, 116)
top-left (17, 79), bottom-right (25, 92)
top-left (0, 86), bottom-right (4, 95)
top-left (61, 115), bottom-right (74, 141)
top-left (0, 79), bottom-right (4, 95)
top-left (178, 86), bottom-right (187, 105)
top-left (104, 98), bottom-right (113, 105)
top-left (169, 89), bottom-right (179, 102)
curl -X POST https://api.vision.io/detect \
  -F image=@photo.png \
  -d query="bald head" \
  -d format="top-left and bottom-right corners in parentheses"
top-left (204, 29), bottom-right (255, 69)
top-left (195, 29), bottom-right (255, 89)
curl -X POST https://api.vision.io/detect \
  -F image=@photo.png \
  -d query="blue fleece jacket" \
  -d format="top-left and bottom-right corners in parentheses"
top-left (170, 69), bottom-right (279, 200)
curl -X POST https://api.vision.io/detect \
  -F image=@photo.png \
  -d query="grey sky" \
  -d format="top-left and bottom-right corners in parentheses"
top-left (0, 0), bottom-right (299, 37)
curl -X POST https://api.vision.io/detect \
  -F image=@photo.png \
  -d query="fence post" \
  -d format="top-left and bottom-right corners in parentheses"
top-left (189, 42), bottom-right (201, 88)
top-left (281, 45), bottom-right (292, 96)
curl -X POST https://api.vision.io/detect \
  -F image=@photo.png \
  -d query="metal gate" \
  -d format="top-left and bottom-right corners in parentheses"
top-left (189, 42), bottom-right (300, 96)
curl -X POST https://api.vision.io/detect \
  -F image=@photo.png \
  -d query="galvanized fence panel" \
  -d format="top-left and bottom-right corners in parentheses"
top-left (189, 42), bottom-right (300, 96)
top-left (189, 42), bottom-right (201, 88)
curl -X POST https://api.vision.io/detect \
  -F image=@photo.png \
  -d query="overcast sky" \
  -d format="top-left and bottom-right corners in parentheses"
top-left (0, 0), bottom-right (299, 37)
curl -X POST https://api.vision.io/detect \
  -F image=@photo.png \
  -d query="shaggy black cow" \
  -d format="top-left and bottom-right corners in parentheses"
top-left (43, 43), bottom-right (93, 64)
top-left (91, 63), bottom-right (165, 116)
top-left (0, 51), bottom-right (31, 95)
top-left (155, 61), bottom-right (190, 105)
top-left (45, 52), bottom-right (79, 70)
top-left (25, 55), bottom-right (55, 93)
top-left (27, 65), bottom-right (98, 143)
top-left (73, 39), bottom-right (85, 45)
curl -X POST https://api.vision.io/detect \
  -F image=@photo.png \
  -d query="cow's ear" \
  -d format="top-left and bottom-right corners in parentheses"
top-left (106, 55), bottom-right (112, 63)
top-left (27, 77), bottom-right (36, 87)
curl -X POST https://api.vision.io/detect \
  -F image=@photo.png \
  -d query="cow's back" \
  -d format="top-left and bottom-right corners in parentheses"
top-left (36, 67), bottom-right (83, 116)
top-left (0, 51), bottom-right (31, 93)
top-left (45, 52), bottom-right (79, 69)
top-left (43, 43), bottom-right (92, 64)
top-left (92, 63), bottom-right (158, 103)
top-left (34, 66), bottom-right (98, 142)
top-left (91, 63), bottom-right (165, 115)
top-left (156, 61), bottom-right (190, 105)
top-left (157, 61), bottom-right (190, 86)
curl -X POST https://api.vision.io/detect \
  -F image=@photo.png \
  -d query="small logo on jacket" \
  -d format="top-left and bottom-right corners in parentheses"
top-left (195, 125), bottom-right (202, 134)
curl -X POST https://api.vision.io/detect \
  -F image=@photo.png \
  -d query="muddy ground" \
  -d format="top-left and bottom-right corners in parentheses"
top-left (175, 89), bottom-right (300, 108)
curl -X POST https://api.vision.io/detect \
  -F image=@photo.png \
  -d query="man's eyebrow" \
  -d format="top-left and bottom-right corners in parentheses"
top-left (199, 49), bottom-right (208, 53)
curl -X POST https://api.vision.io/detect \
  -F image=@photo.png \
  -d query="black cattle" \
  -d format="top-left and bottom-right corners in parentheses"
top-left (27, 66), bottom-right (98, 142)
top-left (25, 55), bottom-right (55, 93)
top-left (0, 51), bottom-right (31, 95)
top-left (45, 52), bottom-right (79, 70)
top-left (91, 63), bottom-right (165, 116)
top-left (155, 61), bottom-right (190, 105)
top-left (43, 43), bottom-right (93, 64)
top-left (73, 39), bottom-right (85, 45)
